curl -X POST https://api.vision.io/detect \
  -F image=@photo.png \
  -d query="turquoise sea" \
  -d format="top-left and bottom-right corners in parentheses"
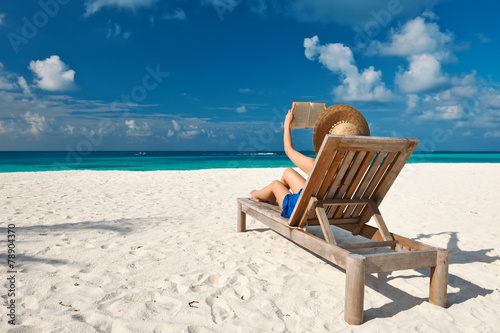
top-left (0, 151), bottom-right (499, 173)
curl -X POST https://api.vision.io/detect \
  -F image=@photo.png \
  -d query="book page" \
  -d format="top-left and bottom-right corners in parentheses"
top-left (307, 103), bottom-right (326, 128)
top-left (291, 102), bottom-right (310, 129)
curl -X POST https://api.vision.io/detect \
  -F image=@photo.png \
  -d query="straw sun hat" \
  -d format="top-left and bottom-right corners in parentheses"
top-left (312, 104), bottom-right (370, 155)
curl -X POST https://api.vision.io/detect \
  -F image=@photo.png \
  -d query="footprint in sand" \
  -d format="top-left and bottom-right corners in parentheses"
top-left (164, 275), bottom-right (191, 294)
top-left (100, 243), bottom-right (116, 249)
top-left (79, 266), bottom-right (95, 274)
top-left (205, 294), bottom-right (234, 324)
top-left (108, 265), bottom-right (130, 274)
top-left (129, 248), bottom-right (166, 261)
top-left (97, 290), bottom-right (128, 311)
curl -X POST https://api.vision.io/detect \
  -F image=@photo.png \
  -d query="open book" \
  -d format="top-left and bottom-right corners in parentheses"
top-left (291, 102), bottom-right (327, 129)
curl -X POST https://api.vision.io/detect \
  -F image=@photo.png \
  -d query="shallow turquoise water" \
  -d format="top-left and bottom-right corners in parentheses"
top-left (0, 151), bottom-right (499, 173)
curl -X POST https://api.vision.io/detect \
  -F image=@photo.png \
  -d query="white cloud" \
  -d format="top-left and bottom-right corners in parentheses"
top-left (125, 119), bottom-right (151, 136)
top-left (248, 0), bottom-right (268, 16)
top-left (167, 129), bottom-right (174, 137)
top-left (406, 94), bottom-right (419, 113)
top-left (304, 36), bottom-right (357, 75)
top-left (369, 15), bottom-right (464, 94)
top-left (29, 56), bottom-right (77, 92)
top-left (105, 21), bottom-right (130, 38)
top-left (396, 54), bottom-right (448, 93)
top-left (0, 63), bottom-right (18, 90)
top-left (162, 9), bottom-right (187, 21)
top-left (404, 71), bottom-right (500, 133)
top-left (353, 13), bottom-right (500, 134)
top-left (485, 131), bottom-right (500, 138)
top-left (202, 0), bottom-right (242, 16)
top-left (304, 35), bottom-right (393, 102)
top-left (239, 88), bottom-right (252, 93)
top-left (235, 105), bottom-right (247, 113)
top-left (333, 66), bottom-right (394, 102)
top-left (202, 129), bottom-right (215, 138)
top-left (60, 124), bottom-right (75, 135)
top-left (421, 10), bottom-right (439, 20)
top-left (17, 76), bottom-right (32, 97)
top-left (370, 16), bottom-right (455, 62)
top-left (480, 88), bottom-right (500, 109)
top-left (0, 13), bottom-right (5, 25)
top-left (0, 76), bottom-right (15, 90)
top-left (172, 120), bottom-right (180, 131)
top-left (84, 0), bottom-right (158, 16)
top-left (107, 22), bottom-right (121, 38)
top-left (178, 130), bottom-right (199, 139)
top-left (419, 105), bottom-right (465, 121)
top-left (23, 112), bottom-right (51, 135)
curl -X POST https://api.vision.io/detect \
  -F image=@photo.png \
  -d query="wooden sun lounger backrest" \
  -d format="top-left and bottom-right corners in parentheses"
top-left (289, 135), bottom-right (419, 227)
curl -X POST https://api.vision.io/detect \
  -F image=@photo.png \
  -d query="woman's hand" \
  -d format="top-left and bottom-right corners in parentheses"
top-left (284, 109), bottom-right (294, 128)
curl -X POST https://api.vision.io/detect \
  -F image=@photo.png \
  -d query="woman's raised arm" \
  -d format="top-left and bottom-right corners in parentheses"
top-left (284, 109), bottom-right (315, 175)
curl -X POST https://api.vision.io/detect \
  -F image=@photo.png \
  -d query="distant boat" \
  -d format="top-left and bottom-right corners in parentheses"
top-left (134, 152), bottom-right (151, 156)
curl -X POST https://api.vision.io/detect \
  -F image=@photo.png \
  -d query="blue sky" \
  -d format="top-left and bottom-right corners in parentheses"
top-left (0, 0), bottom-right (499, 151)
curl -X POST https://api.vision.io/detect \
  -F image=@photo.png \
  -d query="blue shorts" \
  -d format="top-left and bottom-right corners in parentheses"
top-left (281, 189), bottom-right (303, 218)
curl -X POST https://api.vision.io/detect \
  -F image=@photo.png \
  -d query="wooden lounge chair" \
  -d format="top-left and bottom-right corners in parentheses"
top-left (236, 135), bottom-right (448, 325)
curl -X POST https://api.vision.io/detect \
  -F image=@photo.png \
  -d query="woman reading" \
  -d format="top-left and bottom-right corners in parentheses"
top-left (250, 104), bottom-right (370, 218)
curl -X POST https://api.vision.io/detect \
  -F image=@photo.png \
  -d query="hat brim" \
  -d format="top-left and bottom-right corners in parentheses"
top-left (312, 104), bottom-right (370, 155)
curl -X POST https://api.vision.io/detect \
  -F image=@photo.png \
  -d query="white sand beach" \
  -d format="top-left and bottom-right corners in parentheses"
top-left (1, 164), bottom-right (500, 332)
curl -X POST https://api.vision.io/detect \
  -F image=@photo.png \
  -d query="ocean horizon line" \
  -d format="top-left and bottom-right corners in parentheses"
top-left (0, 151), bottom-right (500, 173)
top-left (1, 150), bottom-right (500, 154)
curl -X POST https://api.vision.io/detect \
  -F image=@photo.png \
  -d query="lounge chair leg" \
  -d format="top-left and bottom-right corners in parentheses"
top-left (429, 249), bottom-right (449, 307)
top-left (237, 202), bottom-right (246, 232)
top-left (344, 254), bottom-right (366, 325)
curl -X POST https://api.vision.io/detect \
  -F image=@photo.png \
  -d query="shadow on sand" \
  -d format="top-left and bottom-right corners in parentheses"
top-left (249, 226), bottom-right (498, 322)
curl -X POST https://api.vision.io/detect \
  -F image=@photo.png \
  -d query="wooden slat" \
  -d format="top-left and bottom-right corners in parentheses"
top-left (238, 197), bottom-right (283, 215)
top-left (351, 152), bottom-right (396, 217)
top-left (238, 198), bottom-right (290, 225)
top-left (336, 224), bottom-right (435, 251)
top-left (308, 151), bottom-right (347, 226)
top-left (320, 198), bottom-right (374, 205)
top-left (316, 150), bottom-right (347, 200)
top-left (333, 151), bottom-right (376, 219)
top-left (334, 135), bottom-right (410, 152)
top-left (338, 240), bottom-right (397, 250)
top-left (343, 152), bottom-right (387, 217)
top-left (372, 139), bottom-right (418, 202)
top-left (305, 217), bottom-right (360, 226)
top-left (364, 250), bottom-right (437, 273)
top-left (356, 139), bottom-right (418, 228)
top-left (298, 196), bottom-right (318, 228)
top-left (316, 205), bottom-right (336, 244)
top-left (328, 151), bottom-right (367, 218)
top-left (367, 202), bottom-right (393, 241)
top-left (323, 151), bottom-right (357, 218)
top-left (289, 136), bottom-right (343, 226)
top-left (324, 150), bottom-right (356, 199)
top-left (362, 152), bottom-right (396, 200)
